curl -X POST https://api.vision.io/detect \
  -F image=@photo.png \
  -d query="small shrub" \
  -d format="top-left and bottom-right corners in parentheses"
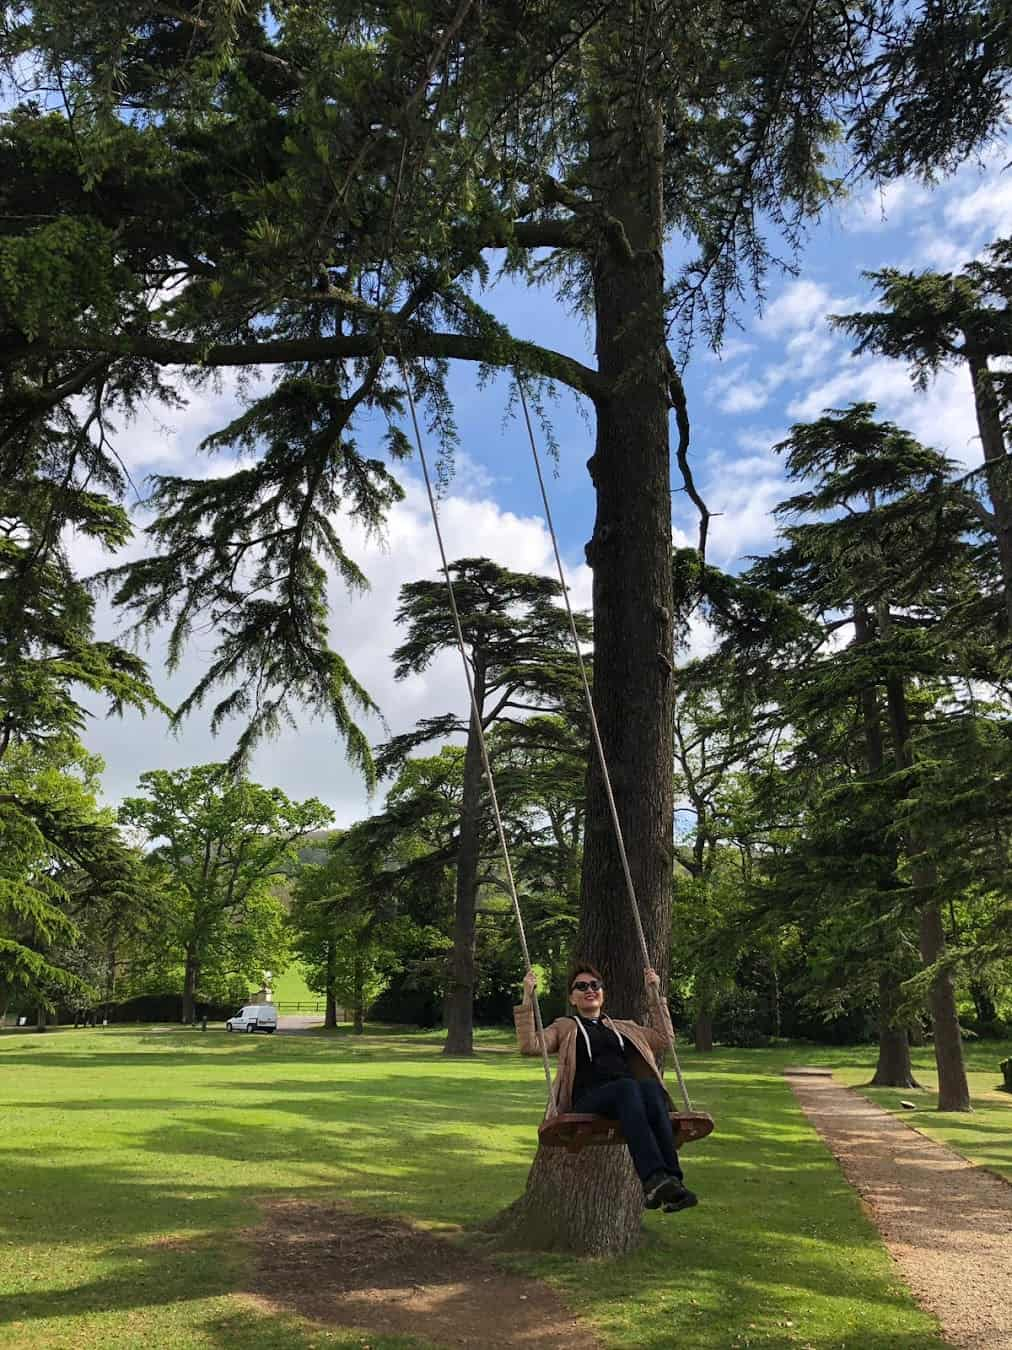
top-left (725, 1027), bottom-right (771, 1049)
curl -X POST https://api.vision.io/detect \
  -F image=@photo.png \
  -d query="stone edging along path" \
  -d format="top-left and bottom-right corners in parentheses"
top-left (786, 1070), bottom-right (1012, 1350)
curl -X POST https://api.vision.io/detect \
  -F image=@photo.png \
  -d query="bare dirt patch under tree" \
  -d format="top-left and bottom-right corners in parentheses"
top-left (243, 1198), bottom-right (601, 1349)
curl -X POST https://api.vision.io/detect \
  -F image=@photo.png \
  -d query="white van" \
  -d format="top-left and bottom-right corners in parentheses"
top-left (225, 1004), bottom-right (278, 1034)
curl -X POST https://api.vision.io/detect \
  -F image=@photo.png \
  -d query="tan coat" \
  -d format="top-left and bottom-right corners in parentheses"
top-left (513, 996), bottom-right (676, 1116)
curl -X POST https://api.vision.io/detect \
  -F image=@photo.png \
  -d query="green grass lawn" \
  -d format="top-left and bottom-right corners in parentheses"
top-left (269, 964), bottom-right (318, 1010)
top-left (0, 1028), bottom-right (976, 1350)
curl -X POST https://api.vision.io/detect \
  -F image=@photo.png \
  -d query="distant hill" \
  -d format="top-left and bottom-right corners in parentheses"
top-left (294, 829), bottom-right (340, 866)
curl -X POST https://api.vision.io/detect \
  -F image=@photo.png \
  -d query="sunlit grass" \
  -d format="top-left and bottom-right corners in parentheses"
top-left (268, 963), bottom-right (317, 1010)
top-left (0, 1027), bottom-right (965, 1349)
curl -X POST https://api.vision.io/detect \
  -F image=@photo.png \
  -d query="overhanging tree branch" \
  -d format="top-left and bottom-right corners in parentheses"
top-left (2, 329), bottom-right (609, 404)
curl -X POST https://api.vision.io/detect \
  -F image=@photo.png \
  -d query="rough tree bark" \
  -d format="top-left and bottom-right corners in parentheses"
top-left (919, 895), bottom-right (971, 1111)
top-left (871, 971), bottom-right (921, 1089)
top-left (694, 1012), bottom-right (714, 1054)
top-left (103, 941), bottom-right (118, 1024)
top-left (443, 658), bottom-right (486, 1056)
top-left (576, 107), bottom-right (672, 1019)
top-left (492, 33), bottom-right (674, 1254)
top-left (486, 1142), bottom-right (645, 1257)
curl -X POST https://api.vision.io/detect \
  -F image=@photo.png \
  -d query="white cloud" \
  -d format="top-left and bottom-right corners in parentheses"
top-left (706, 357), bottom-right (790, 416)
top-left (944, 172), bottom-right (1012, 235)
top-left (716, 380), bottom-right (770, 414)
top-left (894, 367), bottom-right (981, 466)
top-left (845, 177), bottom-right (932, 232)
top-left (903, 159), bottom-right (1012, 271)
top-left (907, 226), bottom-right (975, 273)
top-left (706, 336), bottom-right (756, 363)
top-left (678, 612), bottom-right (719, 664)
top-left (762, 280), bottom-right (851, 337)
top-left (786, 354), bottom-right (911, 422)
top-left (702, 457), bottom-right (786, 568)
top-left (786, 356), bottom-right (981, 469)
top-left (735, 426), bottom-right (788, 455)
top-left (75, 473), bottom-right (595, 825)
top-left (783, 329), bottom-right (837, 381)
top-left (86, 370), bottom-right (273, 478)
top-left (706, 324), bottom-right (831, 418)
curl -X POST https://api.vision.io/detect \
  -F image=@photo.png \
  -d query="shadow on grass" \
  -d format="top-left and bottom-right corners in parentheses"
top-left (0, 1142), bottom-right (944, 1350)
top-left (0, 1223), bottom-right (231, 1325)
top-left (0, 1068), bottom-right (953, 1304)
top-left (0, 1198), bottom-right (433, 1350)
top-left (2, 1036), bottom-right (974, 1349)
top-left (0, 1043), bottom-right (469, 1070)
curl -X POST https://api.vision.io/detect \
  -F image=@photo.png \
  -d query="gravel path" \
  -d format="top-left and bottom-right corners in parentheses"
top-left (787, 1071), bottom-right (1012, 1350)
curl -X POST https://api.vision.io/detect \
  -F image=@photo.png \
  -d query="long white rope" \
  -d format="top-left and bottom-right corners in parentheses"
top-left (517, 380), bottom-right (693, 1114)
top-left (398, 357), bottom-right (557, 1113)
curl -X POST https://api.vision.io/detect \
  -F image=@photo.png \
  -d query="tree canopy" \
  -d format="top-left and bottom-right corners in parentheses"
top-left (119, 763), bottom-right (332, 1020)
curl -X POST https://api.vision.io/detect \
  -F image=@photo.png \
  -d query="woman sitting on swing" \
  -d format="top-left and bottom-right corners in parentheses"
top-left (516, 963), bottom-right (698, 1214)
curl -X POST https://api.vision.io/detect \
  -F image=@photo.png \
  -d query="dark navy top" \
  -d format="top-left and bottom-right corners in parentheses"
top-left (571, 1015), bottom-right (634, 1106)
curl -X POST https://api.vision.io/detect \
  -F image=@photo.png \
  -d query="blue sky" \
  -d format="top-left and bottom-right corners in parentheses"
top-left (70, 143), bottom-right (1011, 822)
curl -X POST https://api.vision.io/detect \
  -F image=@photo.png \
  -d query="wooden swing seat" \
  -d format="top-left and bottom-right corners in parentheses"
top-left (539, 1109), bottom-right (715, 1154)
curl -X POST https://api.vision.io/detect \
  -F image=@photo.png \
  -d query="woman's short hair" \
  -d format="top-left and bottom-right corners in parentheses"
top-left (568, 962), bottom-right (604, 990)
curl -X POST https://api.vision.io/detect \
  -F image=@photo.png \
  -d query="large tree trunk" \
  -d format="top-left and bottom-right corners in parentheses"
top-left (871, 970), bottom-right (920, 1088)
top-left (879, 645), bottom-right (970, 1111)
top-left (855, 607), bottom-right (919, 1090)
top-left (919, 895), bottom-right (971, 1111)
top-left (486, 1143), bottom-right (645, 1257)
top-left (694, 1011), bottom-right (713, 1053)
top-left (966, 351), bottom-right (1012, 629)
top-left (443, 659), bottom-right (486, 1056)
top-left (324, 938), bottom-right (338, 1029)
top-left (577, 85), bottom-right (672, 1024)
top-left (495, 24), bottom-right (671, 1253)
top-left (181, 947), bottom-right (199, 1024)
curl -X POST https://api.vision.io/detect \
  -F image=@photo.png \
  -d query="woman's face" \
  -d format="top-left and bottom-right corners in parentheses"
top-left (568, 971), bottom-right (604, 1017)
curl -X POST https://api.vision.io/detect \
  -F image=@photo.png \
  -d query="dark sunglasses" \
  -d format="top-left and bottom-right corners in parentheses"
top-left (571, 980), bottom-right (603, 993)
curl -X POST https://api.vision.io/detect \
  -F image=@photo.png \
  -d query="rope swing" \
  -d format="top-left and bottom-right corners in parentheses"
top-left (399, 356), bottom-right (713, 1155)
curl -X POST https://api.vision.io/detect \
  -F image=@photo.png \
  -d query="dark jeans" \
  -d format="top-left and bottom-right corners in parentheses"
top-left (573, 1077), bottom-right (683, 1184)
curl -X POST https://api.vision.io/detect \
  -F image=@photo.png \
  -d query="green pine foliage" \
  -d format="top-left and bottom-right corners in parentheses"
top-left (672, 401), bottom-right (1010, 1091)
top-left (3, 0), bottom-right (1009, 769)
top-left (0, 740), bottom-right (146, 1014)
